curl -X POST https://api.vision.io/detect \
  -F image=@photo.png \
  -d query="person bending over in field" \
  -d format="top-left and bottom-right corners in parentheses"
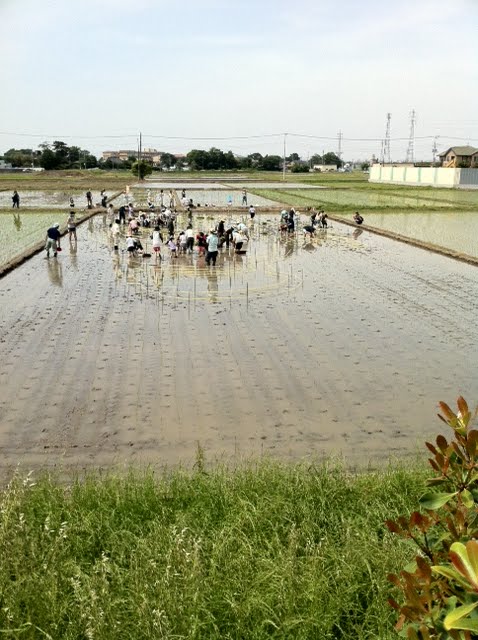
top-left (353, 212), bottom-right (364, 225)
top-left (303, 224), bottom-right (316, 239)
top-left (45, 222), bottom-right (61, 258)
top-left (151, 226), bottom-right (163, 262)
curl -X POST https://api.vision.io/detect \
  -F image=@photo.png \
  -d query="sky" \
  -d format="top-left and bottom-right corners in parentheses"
top-left (1, 0), bottom-right (477, 162)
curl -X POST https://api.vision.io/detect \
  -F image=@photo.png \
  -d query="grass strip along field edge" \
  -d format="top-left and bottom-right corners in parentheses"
top-left (0, 196), bottom-right (121, 278)
top-left (0, 459), bottom-right (428, 639)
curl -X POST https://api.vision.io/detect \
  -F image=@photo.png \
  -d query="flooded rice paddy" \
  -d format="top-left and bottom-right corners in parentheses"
top-left (0, 210), bottom-right (477, 472)
top-left (0, 212), bottom-right (68, 266)
top-left (361, 211), bottom-right (478, 259)
top-left (0, 190), bottom-right (100, 209)
top-left (263, 187), bottom-right (456, 209)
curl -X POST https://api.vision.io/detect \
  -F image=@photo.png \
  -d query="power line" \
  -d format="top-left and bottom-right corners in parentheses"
top-left (0, 130), bottom-right (477, 142)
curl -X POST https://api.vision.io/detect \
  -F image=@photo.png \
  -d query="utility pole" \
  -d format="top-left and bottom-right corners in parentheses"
top-left (405, 109), bottom-right (416, 164)
top-left (337, 130), bottom-right (343, 162)
top-left (138, 131), bottom-right (142, 180)
top-left (282, 133), bottom-right (287, 182)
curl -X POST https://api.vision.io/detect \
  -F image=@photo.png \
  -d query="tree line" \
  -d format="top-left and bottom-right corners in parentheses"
top-left (2, 142), bottom-right (343, 172)
top-left (3, 141), bottom-right (98, 170)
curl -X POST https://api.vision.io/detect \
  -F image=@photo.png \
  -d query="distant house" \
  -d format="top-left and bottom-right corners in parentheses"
top-left (0, 159), bottom-right (12, 169)
top-left (312, 164), bottom-right (337, 172)
top-left (102, 149), bottom-right (162, 165)
top-left (439, 146), bottom-right (478, 168)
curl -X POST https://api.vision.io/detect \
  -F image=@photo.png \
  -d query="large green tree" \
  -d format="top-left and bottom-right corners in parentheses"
top-left (159, 152), bottom-right (177, 169)
top-left (322, 152), bottom-right (343, 168)
top-left (132, 160), bottom-right (153, 180)
top-left (261, 155), bottom-right (282, 171)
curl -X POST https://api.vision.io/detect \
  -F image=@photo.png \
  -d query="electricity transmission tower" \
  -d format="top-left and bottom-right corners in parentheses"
top-left (337, 131), bottom-right (343, 161)
top-left (432, 136), bottom-right (438, 165)
top-left (381, 113), bottom-right (391, 164)
top-left (405, 109), bottom-right (416, 163)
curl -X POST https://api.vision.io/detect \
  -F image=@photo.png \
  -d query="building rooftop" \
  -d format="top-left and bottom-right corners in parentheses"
top-left (438, 145), bottom-right (478, 157)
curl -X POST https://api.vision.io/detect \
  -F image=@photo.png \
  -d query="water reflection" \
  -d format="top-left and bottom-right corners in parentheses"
top-left (47, 258), bottom-right (63, 286)
top-left (206, 271), bottom-right (219, 303)
top-left (13, 213), bottom-right (22, 231)
top-left (363, 211), bottom-right (478, 259)
top-left (69, 239), bottom-right (78, 269)
top-left (95, 212), bottom-right (370, 302)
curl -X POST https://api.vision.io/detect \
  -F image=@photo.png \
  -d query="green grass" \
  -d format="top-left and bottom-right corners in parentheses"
top-left (0, 460), bottom-right (428, 639)
top-left (0, 170), bottom-right (132, 192)
top-left (250, 187), bottom-right (478, 212)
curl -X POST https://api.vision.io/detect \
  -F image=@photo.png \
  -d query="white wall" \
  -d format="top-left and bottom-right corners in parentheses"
top-left (368, 165), bottom-right (472, 188)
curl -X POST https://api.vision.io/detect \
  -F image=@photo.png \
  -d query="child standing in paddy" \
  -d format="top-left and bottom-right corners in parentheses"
top-left (67, 211), bottom-right (77, 241)
top-left (167, 237), bottom-right (178, 258)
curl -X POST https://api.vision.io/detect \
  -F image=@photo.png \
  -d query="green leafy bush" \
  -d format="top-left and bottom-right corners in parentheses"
top-left (386, 397), bottom-right (478, 639)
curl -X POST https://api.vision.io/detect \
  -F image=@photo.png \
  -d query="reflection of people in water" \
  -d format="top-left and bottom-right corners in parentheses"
top-left (69, 238), bottom-right (78, 269)
top-left (206, 271), bottom-right (219, 303)
top-left (13, 212), bottom-right (22, 231)
top-left (284, 239), bottom-right (295, 258)
top-left (353, 228), bottom-right (363, 240)
top-left (47, 256), bottom-right (63, 286)
top-left (302, 240), bottom-right (317, 252)
top-left (112, 250), bottom-right (121, 280)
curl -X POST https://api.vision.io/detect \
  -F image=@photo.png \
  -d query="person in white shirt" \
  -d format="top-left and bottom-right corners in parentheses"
top-left (186, 226), bottom-right (195, 253)
top-left (233, 229), bottom-right (248, 254)
top-left (111, 219), bottom-right (121, 250)
top-left (177, 231), bottom-right (187, 254)
top-left (126, 235), bottom-right (136, 255)
top-left (150, 226), bottom-right (162, 262)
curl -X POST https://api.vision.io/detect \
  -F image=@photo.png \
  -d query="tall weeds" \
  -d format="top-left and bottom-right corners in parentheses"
top-left (0, 461), bottom-right (426, 639)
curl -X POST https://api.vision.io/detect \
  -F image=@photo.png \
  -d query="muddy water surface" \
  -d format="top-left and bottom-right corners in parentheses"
top-left (362, 211), bottom-right (478, 259)
top-left (0, 215), bottom-right (476, 473)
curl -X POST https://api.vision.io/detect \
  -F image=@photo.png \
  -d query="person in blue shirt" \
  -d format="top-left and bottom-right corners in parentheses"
top-left (45, 223), bottom-right (61, 258)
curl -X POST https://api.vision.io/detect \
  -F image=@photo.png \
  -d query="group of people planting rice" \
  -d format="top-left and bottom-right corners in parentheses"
top-left (39, 188), bottom-right (365, 262)
top-left (108, 203), bottom-right (251, 266)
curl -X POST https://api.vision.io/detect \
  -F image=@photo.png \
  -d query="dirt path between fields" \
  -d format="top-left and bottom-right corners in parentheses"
top-left (0, 215), bottom-right (477, 475)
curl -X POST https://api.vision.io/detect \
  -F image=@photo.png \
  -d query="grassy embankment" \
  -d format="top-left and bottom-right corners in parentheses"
top-left (0, 460), bottom-right (428, 639)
